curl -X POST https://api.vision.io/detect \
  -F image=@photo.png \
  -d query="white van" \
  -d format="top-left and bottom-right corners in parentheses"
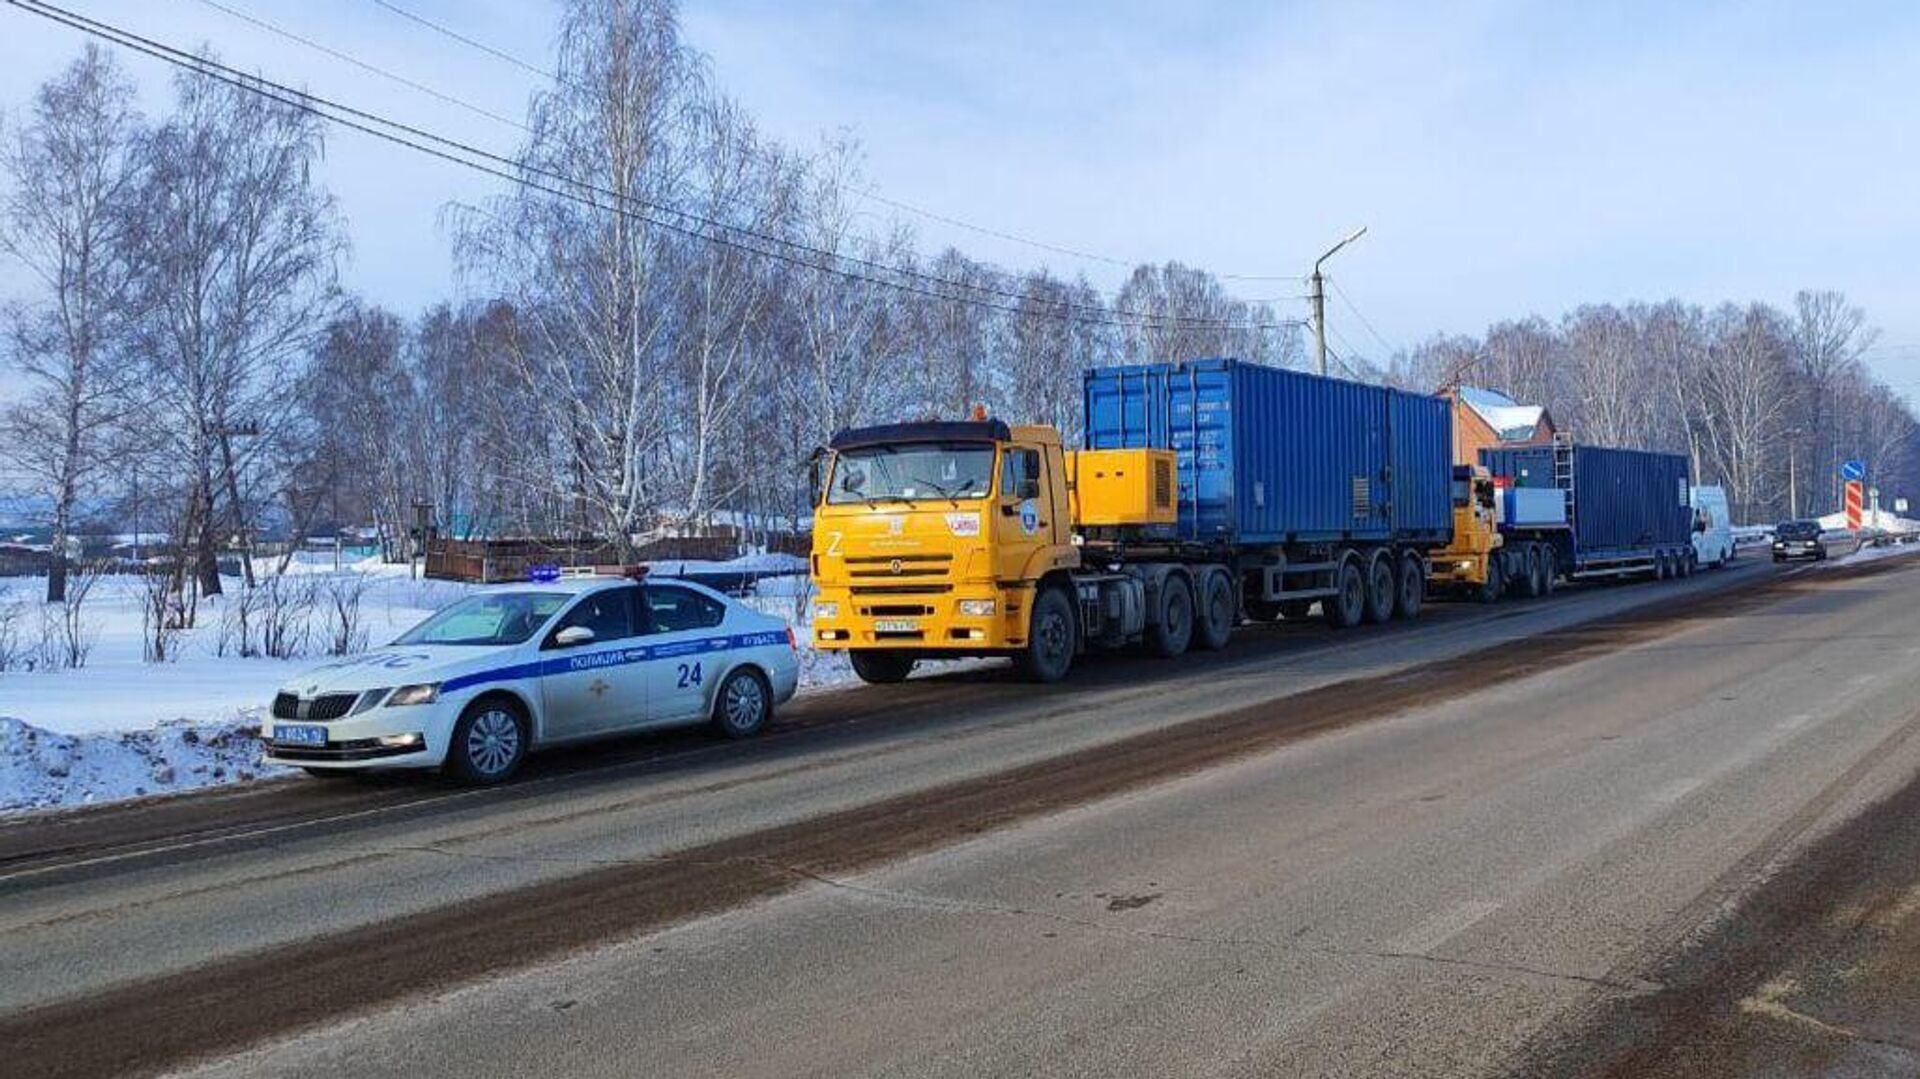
top-left (1691, 485), bottom-right (1735, 568)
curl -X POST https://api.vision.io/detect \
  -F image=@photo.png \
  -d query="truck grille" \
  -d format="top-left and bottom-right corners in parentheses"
top-left (846, 553), bottom-right (952, 580)
top-left (849, 584), bottom-right (952, 596)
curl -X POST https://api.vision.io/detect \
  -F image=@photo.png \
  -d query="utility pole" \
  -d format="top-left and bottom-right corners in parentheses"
top-left (1311, 226), bottom-right (1368, 377)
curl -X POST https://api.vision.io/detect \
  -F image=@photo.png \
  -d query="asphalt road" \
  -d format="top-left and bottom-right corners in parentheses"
top-left (5, 551), bottom-right (1920, 1078)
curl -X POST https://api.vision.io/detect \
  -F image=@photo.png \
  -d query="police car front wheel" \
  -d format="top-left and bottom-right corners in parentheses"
top-left (712, 667), bottom-right (771, 739)
top-left (446, 698), bottom-right (529, 784)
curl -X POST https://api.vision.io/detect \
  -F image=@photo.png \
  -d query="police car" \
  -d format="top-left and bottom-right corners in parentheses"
top-left (264, 569), bottom-right (800, 783)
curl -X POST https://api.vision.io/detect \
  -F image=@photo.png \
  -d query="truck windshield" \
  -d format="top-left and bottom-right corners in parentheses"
top-left (827, 444), bottom-right (994, 504)
top-left (394, 592), bottom-right (569, 646)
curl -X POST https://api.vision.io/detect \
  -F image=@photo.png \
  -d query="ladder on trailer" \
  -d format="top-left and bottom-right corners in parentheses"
top-left (1552, 434), bottom-right (1576, 525)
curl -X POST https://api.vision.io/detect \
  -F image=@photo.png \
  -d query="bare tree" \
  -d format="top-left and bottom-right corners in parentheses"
top-left (130, 65), bottom-right (344, 600)
top-left (1790, 290), bottom-right (1877, 514)
top-left (1697, 304), bottom-right (1796, 522)
top-left (1562, 304), bottom-right (1653, 447)
top-left (456, 0), bottom-right (704, 553)
top-left (0, 46), bottom-right (145, 601)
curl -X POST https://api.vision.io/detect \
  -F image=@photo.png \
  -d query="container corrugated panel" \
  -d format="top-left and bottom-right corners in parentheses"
top-left (1082, 358), bottom-right (1452, 545)
top-left (1480, 443), bottom-right (1692, 557)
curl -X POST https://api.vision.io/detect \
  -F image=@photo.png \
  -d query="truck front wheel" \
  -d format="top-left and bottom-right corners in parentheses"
top-left (1016, 587), bottom-right (1078, 682)
top-left (850, 650), bottom-right (916, 684)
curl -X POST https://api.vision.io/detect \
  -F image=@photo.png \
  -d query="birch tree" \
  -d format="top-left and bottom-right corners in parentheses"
top-left (130, 65), bottom-right (342, 598)
top-left (0, 47), bottom-right (144, 601)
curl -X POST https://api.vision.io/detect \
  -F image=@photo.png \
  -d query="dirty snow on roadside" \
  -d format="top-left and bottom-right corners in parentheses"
top-left (1, 715), bottom-right (291, 815)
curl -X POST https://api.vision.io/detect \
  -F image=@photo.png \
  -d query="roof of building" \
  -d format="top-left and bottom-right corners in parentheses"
top-left (1459, 386), bottom-right (1551, 442)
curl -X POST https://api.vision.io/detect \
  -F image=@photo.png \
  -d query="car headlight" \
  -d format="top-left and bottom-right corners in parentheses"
top-left (386, 683), bottom-right (440, 707)
top-left (814, 601), bottom-right (839, 620)
top-left (958, 599), bottom-right (996, 617)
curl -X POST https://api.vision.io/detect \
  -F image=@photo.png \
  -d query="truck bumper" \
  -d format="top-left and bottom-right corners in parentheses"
top-left (1427, 554), bottom-right (1490, 587)
top-left (811, 584), bottom-right (1032, 652)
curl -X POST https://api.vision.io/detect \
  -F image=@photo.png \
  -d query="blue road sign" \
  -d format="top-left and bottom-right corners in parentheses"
top-left (1841, 459), bottom-right (1867, 481)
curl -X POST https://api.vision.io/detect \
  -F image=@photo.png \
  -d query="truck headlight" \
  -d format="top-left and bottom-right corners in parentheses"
top-left (958, 599), bottom-right (996, 617)
top-left (387, 683), bottom-right (440, 707)
top-left (814, 601), bottom-right (839, 620)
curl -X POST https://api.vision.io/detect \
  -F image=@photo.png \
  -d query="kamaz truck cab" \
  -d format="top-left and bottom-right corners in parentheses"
top-left (810, 419), bottom-right (1087, 683)
top-left (811, 411), bottom-right (1235, 685)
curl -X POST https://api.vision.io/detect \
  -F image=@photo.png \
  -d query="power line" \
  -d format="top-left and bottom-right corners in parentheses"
top-left (363, 0), bottom-right (1307, 287)
top-left (192, 0), bottom-right (528, 132)
top-left (11, 0), bottom-right (1300, 333)
top-left (367, 0), bottom-right (559, 86)
top-left (215, 0), bottom-right (1304, 309)
top-left (1328, 276), bottom-right (1399, 358)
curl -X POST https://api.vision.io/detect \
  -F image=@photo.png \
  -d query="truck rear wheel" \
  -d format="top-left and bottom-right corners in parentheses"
top-left (1146, 574), bottom-right (1194, 657)
top-left (1513, 545), bottom-right (1540, 599)
top-left (1539, 551), bottom-right (1558, 595)
top-left (850, 650), bottom-right (915, 684)
top-left (1362, 555), bottom-right (1395, 624)
top-left (1324, 560), bottom-right (1366, 628)
top-left (1015, 587), bottom-right (1078, 683)
top-left (1395, 553), bottom-right (1425, 619)
top-left (1195, 570), bottom-right (1234, 651)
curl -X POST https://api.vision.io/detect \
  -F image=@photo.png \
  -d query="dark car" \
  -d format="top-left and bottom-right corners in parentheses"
top-left (1772, 520), bottom-right (1828, 562)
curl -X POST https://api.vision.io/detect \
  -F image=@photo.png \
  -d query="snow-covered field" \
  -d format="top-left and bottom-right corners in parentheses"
top-left (1, 556), bottom-right (841, 814)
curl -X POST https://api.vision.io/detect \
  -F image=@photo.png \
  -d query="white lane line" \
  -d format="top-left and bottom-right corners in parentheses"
top-left (1388, 899), bottom-right (1501, 955)
top-left (1648, 778), bottom-right (1704, 804)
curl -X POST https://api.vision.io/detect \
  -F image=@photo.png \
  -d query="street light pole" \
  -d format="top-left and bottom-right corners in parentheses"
top-left (1311, 226), bottom-right (1368, 377)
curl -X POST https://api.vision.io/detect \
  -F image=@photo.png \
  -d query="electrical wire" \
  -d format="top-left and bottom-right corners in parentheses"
top-left (1329, 276), bottom-right (1399, 358)
top-left (363, 0), bottom-right (1308, 287)
top-left (10, 0), bottom-right (1300, 333)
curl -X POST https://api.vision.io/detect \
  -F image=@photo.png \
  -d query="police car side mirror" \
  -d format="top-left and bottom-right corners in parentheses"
top-left (553, 626), bottom-right (595, 648)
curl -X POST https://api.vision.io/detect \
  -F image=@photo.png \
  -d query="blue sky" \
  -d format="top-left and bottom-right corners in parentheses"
top-left (3, 1), bottom-right (1917, 399)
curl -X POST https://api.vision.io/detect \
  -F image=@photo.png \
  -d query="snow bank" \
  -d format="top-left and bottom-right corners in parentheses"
top-left (1, 714), bottom-right (291, 815)
top-left (0, 567), bottom-right (456, 737)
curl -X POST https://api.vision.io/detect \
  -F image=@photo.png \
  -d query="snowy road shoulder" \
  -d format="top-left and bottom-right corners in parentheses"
top-left (1, 714), bottom-right (291, 816)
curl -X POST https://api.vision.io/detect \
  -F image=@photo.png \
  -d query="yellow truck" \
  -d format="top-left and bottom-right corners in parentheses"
top-left (809, 418), bottom-right (1208, 683)
top-left (1426, 464), bottom-right (1561, 602)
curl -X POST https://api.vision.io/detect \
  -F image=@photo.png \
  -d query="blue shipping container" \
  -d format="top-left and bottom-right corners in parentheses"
top-left (1082, 358), bottom-right (1453, 546)
top-left (1480, 443), bottom-right (1692, 560)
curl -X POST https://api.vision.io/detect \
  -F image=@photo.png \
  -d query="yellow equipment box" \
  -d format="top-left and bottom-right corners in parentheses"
top-left (1068, 448), bottom-right (1177, 527)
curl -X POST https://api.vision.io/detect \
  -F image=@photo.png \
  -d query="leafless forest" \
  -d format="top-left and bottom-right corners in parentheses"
top-left (3, 0), bottom-right (1913, 608)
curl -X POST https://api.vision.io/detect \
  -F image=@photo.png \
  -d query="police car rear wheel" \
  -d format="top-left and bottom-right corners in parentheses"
top-left (713, 667), bottom-right (771, 739)
top-left (446, 699), bottom-right (528, 785)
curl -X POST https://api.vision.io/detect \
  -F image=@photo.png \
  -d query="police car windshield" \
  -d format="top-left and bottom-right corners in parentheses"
top-left (394, 592), bottom-right (570, 646)
top-left (827, 443), bottom-right (993, 504)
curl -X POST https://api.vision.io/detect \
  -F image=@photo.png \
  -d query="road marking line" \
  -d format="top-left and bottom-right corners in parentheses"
top-left (1649, 778), bottom-right (1704, 804)
top-left (1389, 899), bottom-right (1501, 955)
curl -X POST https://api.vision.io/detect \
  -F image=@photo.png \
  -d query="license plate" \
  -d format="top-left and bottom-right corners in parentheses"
top-left (274, 724), bottom-right (328, 747)
top-left (872, 619), bottom-right (920, 633)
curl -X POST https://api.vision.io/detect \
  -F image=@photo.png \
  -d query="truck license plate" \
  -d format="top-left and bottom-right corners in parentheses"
top-left (873, 619), bottom-right (920, 633)
top-left (274, 724), bottom-right (328, 746)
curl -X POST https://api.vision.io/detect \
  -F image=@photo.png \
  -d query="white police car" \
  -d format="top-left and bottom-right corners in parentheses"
top-left (264, 571), bottom-right (799, 783)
